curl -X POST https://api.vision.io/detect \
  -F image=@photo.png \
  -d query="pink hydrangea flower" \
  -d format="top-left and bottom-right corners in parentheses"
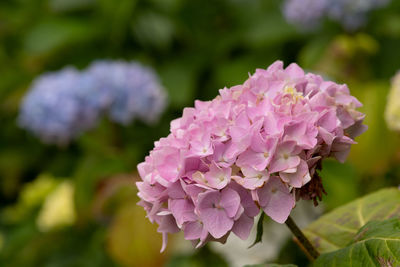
top-left (136, 61), bottom-right (366, 251)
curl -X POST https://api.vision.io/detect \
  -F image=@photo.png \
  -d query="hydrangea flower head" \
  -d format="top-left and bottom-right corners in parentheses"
top-left (283, 0), bottom-right (391, 31)
top-left (87, 60), bottom-right (167, 125)
top-left (18, 67), bottom-right (103, 145)
top-left (327, 0), bottom-right (390, 30)
top-left (283, 0), bottom-right (329, 30)
top-left (136, 61), bottom-right (366, 251)
top-left (19, 60), bottom-right (167, 144)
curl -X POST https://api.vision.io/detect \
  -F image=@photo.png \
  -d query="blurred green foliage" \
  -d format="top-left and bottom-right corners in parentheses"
top-left (1, 0), bottom-right (400, 266)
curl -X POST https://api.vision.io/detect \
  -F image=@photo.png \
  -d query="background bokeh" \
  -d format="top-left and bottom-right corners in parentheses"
top-left (1, 0), bottom-right (400, 266)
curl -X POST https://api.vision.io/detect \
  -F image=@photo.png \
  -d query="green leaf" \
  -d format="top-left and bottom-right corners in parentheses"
top-left (303, 188), bottom-right (400, 254)
top-left (249, 212), bottom-right (265, 248)
top-left (313, 219), bottom-right (400, 267)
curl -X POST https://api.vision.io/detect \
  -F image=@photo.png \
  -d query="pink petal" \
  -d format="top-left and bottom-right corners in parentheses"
top-left (257, 177), bottom-right (295, 223)
top-left (285, 63), bottom-right (305, 79)
top-left (220, 188), bottom-right (241, 218)
top-left (167, 181), bottom-right (186, 199)
top-left (183, 221), bottom-right (204, 240)
top-left (236, 149), bottom-right (268, 171)
top-left (201, 208), bottom-right (234, 239)
top-left (169, 198), bottom-right (197, 227)
top-left (279, 160), bottom-right (311, 188)
top-left (229, 182), bottom-right (259, 217)
top-left (232, 214), bottom-right (254, 240)
top-left (205, 162), bottom-right (231, 190)
top-left (269, 155), bottom-right (300, 173)
top-left (161, 233), bottom-right (168, 252)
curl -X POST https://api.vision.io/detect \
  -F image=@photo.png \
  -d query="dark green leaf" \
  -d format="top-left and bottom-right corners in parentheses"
top-left (249, 212), bottom-right (265, 248)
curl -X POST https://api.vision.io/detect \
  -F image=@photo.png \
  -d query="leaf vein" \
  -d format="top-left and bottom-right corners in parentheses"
top-left (324, 222), bottom-right (358, 233)
top-left (357, 201), bottom-right (365, 227)
top-left (362, 242), bottom-right (376, 266)
top-left (349, 244), bottom-right (354, 267)
top-left (385, 240), bottom-right (399, 262)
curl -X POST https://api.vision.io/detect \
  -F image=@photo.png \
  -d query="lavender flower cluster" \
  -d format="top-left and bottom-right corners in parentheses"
top-left (283, 0), bottom-right (390, 30)
top-left (18, 60), bottom-right (167, 145)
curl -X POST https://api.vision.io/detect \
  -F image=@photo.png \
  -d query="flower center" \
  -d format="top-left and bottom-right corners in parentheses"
top-left (212, 203), bottom-right (223, 210)
top-left (284, 86), bottom-right (303, 102)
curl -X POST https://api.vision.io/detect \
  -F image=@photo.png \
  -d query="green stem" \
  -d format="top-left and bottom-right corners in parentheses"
top-left (285, 215), bottom-right (320, 260)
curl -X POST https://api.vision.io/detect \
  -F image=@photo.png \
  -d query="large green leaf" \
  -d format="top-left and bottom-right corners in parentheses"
top-left (303, 188), bottom-right (400, 253)
top-left (313, 219), bottom-right (400, 267)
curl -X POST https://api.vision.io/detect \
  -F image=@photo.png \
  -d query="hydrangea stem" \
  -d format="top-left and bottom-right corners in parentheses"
top-left (285, 215), bottom-right (320, 260)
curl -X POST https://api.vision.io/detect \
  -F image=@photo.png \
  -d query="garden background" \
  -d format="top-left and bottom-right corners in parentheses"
top-left (1, 0), bottom-right (400, 266)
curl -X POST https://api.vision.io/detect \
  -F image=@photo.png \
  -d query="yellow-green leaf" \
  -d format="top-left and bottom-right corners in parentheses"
top-left (303, 188), bottom-right (400, 253)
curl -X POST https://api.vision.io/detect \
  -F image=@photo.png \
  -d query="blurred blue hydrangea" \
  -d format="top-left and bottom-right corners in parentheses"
top-left (326, 0), bottom-right (390, 30)
top-left (283, 0), bottom-right (390, 30)
top-left (283, 0), bottom-right (328, 30)
top-left (18, 67), bottom-right (104, 145)
top-left (86, 60), bottom-right (167, 125)
top-left (19, 61), bottom-right (167, 145)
